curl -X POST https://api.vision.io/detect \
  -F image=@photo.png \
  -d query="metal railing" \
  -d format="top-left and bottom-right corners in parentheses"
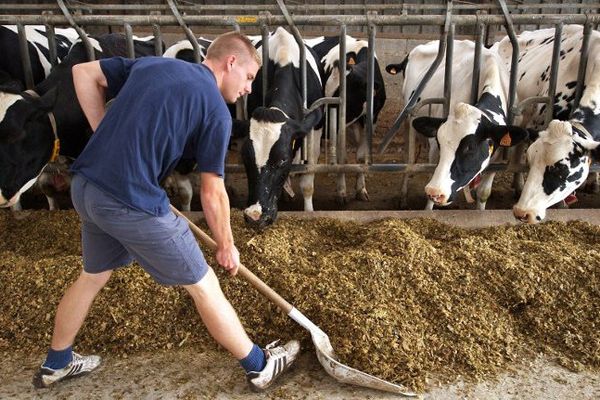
top-left (2, 1), bottom-right (600, 205)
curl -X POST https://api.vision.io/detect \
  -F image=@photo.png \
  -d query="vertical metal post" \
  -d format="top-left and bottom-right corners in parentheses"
top-left (366, 21), bottom-right (376, 164)
top-left (57, 0), bottom-right (95, 61)
top-left (261, 24), bottom-right (270, 107)
top-left (497, 0), bottom-right (519, 125)
top-left (338, 25), bottom-right (347, 171)
top-left (16, 23), bottom-right (34, 89)
top-left (545, 23), bottom-right (563, 126)
top-left (150, 11), bottom-right (163, 56)
top-left (43, 12), bottom-right (58, 67)
top-left (152, 24), bottom-right (163, 56)
top-left (442, 23), bottom-right (454, 118)
top-left (572, 21), bottom-right (592, 114)
top-left (124, 23), bottom-right (135, 59)
top-left (470, 21), bottom-right (485, 105)
top-left (167, 0), bottom-right (202, 63)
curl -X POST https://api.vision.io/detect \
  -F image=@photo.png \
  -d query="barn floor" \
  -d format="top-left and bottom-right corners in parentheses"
top-left (1, 349), bottom-right (598, 399)
top-left (1, 209), bottom-right (600, 399)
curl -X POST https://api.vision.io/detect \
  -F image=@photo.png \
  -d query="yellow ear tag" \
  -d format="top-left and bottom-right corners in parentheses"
top-left (348, 57), bottom-right (356, 66)
top-left (50, 138), bottom-right (61, 162)
top-left (488, 143), bottom-right (494, 156)
top-left (291, 139), bottom-right (296, 150)
top-left (500, 133), bottom-right (512, 147)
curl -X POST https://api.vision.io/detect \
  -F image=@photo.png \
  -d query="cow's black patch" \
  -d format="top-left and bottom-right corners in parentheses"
top-left (252, 107), bottom-right (288, 123)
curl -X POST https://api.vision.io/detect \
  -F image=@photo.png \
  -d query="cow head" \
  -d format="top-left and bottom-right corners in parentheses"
top-left (413, 102), bottom-right (528, 205)
top-left (241, 106), bottom-right (322, 229)
top-left (0, 87), bottom-right (58, 207)
top-left (513, 120), bottom-right (599, 223)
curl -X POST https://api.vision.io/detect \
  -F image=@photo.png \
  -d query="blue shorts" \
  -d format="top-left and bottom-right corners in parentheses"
top-left (70, 174), bottom-right (208, 285)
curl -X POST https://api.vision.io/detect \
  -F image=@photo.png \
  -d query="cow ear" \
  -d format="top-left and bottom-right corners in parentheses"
top-left (487, 124), bottom-right (529, 147)
top-left (231, 119), bottom-right (250, 139)
top-left (292, 108), bottom-right (323, 140)
top-left (412, 116), bottom-right (446, 138)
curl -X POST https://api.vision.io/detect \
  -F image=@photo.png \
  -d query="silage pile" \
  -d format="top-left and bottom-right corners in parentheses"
top-left (0, 210), bottom-right (599, 391)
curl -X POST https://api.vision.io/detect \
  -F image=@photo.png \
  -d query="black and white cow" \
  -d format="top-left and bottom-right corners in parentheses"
top-left (304, 34), bottom-right (386, 204)
top-left (496, 26), bottom-right (600, 223)
top-left (0, 25), bottom-right (79, 210)
top-left (0, 25), bottom-right (79, 90)
top-left (394, 40), bottom-right (528, 210)
top-left (0, 33), bottom-right (157, 209)
top-left (236, 27), bottom-right (323, 229)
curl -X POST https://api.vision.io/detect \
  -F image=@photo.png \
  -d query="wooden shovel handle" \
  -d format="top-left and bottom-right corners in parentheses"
top-left (170, 205), bottom-right (293, 314)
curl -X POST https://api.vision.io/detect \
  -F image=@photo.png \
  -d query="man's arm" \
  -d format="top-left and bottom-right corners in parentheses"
top-left (72, 61), bottom-right (108, 132)
top-left (199, 172), bottom-right (240, 276)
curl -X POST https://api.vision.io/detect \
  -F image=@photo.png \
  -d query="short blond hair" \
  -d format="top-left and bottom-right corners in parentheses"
top-left (206, 31), bottom-right (261, 66)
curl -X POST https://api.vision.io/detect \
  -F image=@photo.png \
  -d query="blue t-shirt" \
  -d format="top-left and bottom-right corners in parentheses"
top-left (71, 56), bottom-right (232, 216)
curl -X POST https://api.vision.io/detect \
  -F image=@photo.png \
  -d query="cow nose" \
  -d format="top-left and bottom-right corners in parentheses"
top-left (512, 206), bottom-right (539, 224)
top-left (243, 204), bottom-right (262, 222)
top-left (425, 187), bottom-right (446, 205)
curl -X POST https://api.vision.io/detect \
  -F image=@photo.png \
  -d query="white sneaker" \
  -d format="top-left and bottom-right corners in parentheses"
top-left (246, 340), bottom-right (300, 392)
top-left (33, 352), bottom-right (101, 388)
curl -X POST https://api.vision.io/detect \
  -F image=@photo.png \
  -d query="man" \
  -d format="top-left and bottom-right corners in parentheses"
top-left (32, 31), bottom-right (300, 392)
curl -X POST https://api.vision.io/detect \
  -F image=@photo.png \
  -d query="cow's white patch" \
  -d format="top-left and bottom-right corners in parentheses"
top-left (243, 202), bottom-right (263, 221)
top-left (0, 176), bottom-right (38, 208)
top-left (250, 118), bottom-right (285, 171)
top-left (163, 39), bottom-right (208, 59)
top-left (266, 27), bottom-right (321, 86)
top-left (0, 92), bottom-right (22, 122)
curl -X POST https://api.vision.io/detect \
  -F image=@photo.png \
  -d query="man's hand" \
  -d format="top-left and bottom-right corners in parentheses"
top-left (216, 244), bottom-right (240, 276)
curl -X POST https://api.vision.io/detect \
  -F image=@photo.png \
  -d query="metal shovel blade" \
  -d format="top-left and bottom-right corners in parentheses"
top-left (170, 205), bottom-right (417, 396)
top-left (288, 307), bottom-right (417, 396)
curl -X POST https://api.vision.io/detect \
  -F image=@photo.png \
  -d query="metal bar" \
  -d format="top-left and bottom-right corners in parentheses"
top-left (338, 25), bottom-right (347, 171)
top-left (545, 23), bottom-right (563, 126)
top-left (366, 21), bottom-right (375, 164)
top-left (16, 23), bottom-right (34, 89)
top-left (572, 21), bottom-right (593, 114)
top-left (377, 0), bottom-right (454, 155)
top-left (222, 161), bottom-right (536, 174)
top-left (124, 23), bottom-right (135, 59)
top-left (43, 12), bottom-right (58, 67)
top-left (261, 24), bottom-right (270, 107)
top-left (275, 0), bottom-right (310, 163)
top-left (4, 14), bottom-right (600, 27)
top-left (3, 3), bottom-right (600, 13)
top-left (442, 23), bottom-right (455, 117)
top-left (167, 0), bottom-right (202, 63)
top-left (497, 0), bottom-right (519, 125)
top-left (470, 20), bottom-right (485, 105)
top-left (56, 0), bottom-right (95, 61)
top-left (152, 23), bottom-right (163, 56)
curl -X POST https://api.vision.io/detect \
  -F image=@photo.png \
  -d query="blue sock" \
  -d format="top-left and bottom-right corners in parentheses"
top-left (239, 344), bottom-right (266, 373)
top-left (43, 346), bottom-right (73, 370)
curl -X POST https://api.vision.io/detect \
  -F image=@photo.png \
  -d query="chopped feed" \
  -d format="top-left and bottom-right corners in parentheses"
top-left (0, 210), bottom-right (598, 391)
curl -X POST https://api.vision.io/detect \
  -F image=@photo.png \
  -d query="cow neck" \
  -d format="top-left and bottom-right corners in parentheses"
top-left (23, 89), bottom-right (60, 162)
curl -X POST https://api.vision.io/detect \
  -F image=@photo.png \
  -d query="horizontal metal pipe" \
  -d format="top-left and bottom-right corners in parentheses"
top-left (223, 162), bottom-right (554, 175)
top-left (2, 14), bottom-right (599, 27)
top-left (2, 3), bottom-right (600, 13)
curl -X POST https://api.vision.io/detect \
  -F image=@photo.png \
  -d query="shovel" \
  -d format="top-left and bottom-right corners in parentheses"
top-left (170, 205), bottom-right (416, 396)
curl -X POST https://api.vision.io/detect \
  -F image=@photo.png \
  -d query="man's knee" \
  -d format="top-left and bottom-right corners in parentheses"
top-left (183, 267), bottom-right (221, 300)
top-left (78, 270), bottom-right (112, 290)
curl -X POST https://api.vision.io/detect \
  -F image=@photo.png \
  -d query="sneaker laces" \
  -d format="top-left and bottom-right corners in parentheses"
top-left (264, 340), bottom-right (281, 350)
